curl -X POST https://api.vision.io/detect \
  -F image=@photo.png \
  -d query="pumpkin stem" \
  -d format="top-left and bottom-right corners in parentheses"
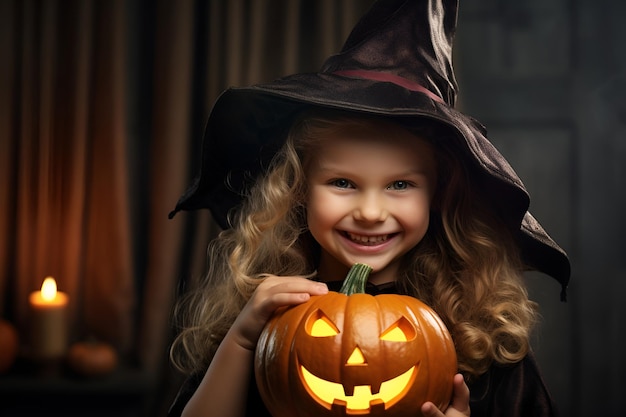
top-left (339, 263), bottom-right (373, 295)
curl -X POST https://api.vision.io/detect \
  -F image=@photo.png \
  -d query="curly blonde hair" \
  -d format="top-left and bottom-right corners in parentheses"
top-left (169, 111), bottom-right (538, 379)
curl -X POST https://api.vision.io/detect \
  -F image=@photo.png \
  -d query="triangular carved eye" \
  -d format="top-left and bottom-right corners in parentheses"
top-left (380, 317), bottom-right (416, 341)
top-left (306, 309), bottom-right (340, 337)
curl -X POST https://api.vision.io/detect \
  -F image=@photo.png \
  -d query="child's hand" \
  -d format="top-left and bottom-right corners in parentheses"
top-left (228, 275), bottom-right (328, 351)
top-left (421, 374), bottom-right (470, 417)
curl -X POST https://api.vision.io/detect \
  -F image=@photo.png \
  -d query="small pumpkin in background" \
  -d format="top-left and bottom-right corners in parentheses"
top-left (0, 319), bottom-right (19, 373)
top-left (67, 339), bottom-right (118, 377)
top-left (255, 263), bottom-right (457, 417)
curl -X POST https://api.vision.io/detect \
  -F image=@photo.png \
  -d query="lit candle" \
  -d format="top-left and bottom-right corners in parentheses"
top-left (28, 277), bottom-right (69, 359)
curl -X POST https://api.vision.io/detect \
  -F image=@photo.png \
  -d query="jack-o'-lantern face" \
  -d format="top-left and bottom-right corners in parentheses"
top-left (255, 291), bottom-right (457, 417)
top-left (295, 296), bottom-right (421, 413)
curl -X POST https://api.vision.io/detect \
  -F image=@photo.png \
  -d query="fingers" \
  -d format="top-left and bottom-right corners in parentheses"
top-left (447, 373), bottom-right (470, 416)
top-left (254, 275), bottom-right (329, 314)
top-left (420, 402), bottom-right (441, 417)
top-left (421, 374), bottom-right (470, 417)
top-left (230, 276), bottom-right (328, 350)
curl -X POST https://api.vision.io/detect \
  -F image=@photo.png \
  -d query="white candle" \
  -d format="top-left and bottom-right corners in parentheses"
top-left (28, 277), bottom-right (69, 359)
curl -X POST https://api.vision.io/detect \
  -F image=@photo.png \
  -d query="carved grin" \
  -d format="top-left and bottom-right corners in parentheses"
top-left (299, 364), bottom-right (417, 412)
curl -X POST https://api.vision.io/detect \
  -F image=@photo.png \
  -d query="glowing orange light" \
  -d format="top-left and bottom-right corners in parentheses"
top-left (311, 316), bottom-right (339, 337)
top-left (300, 365), bottom-right (416, 411)
top-left (380, 324), bottom-right (407, 341)
top-left (28, 276), bottom-right (69, 359)
top-left (40, 277), bottom-right (58, 301)
top-left (346, 347), bottom-right (366, 365)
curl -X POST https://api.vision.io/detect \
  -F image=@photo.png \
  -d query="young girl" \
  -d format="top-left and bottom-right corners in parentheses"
top-left (168, 1), bottom-right (570, 416)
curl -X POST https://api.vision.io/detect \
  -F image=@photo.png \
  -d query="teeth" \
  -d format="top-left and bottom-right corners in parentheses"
top-left (347, 232), bottom-right (389, 244)
top-left (370, 399), bottom-right (385, 412)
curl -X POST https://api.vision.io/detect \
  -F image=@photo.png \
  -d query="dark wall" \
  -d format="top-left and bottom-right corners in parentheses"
top-left (456, 1), bottom-right (626, 416)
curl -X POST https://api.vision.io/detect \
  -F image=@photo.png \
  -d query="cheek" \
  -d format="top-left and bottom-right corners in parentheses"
top-left (395, 197), bottom-right (431, 240)
top-left (307, 205), bottom-right (332, 246)
top-left (306, 189), bottom-right (341, 232)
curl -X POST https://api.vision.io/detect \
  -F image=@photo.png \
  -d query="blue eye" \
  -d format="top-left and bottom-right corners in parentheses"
top-left (331, 178), bottom-right (352, 188)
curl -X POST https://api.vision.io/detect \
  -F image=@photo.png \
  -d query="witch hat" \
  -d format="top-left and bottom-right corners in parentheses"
top-left (169, 0), bottom-right (570, 298)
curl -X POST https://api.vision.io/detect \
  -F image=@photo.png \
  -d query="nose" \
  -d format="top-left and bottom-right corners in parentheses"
top-left (354, 192), bottom-right (387, 222)
top-left (346, 346), bottom-right (366, 365)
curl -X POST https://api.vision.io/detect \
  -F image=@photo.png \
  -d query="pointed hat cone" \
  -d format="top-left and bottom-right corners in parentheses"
top-left (322, 0), bottom-right (458, 105)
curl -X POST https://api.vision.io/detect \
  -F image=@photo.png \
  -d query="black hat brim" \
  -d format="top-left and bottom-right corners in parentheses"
top-left (170, 72), bottom-right (571, 294)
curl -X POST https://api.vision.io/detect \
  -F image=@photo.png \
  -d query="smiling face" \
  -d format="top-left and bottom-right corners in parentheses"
top-left (304, 119), bottom-right (437, 284)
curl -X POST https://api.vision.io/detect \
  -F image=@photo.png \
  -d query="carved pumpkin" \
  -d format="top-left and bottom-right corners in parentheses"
top-left (255, 264), bottom-right (457, 417)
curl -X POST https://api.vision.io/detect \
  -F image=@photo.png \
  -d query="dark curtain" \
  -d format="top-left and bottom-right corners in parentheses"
top-left (0, 0), bottom-right (375, 414)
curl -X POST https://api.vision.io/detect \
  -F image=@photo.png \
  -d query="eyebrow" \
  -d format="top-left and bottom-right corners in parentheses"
top-left (313, 165), bottom-right (432, 179)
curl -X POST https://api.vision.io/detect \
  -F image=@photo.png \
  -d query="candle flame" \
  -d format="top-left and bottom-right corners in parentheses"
top-left (41, 277), bottom-right (58, 301)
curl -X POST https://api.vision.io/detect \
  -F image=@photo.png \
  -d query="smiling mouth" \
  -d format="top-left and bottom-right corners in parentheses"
top-left (344, 232), bottom-right (395, 245)
top-left (299, 364), bottom-right (417, 412)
